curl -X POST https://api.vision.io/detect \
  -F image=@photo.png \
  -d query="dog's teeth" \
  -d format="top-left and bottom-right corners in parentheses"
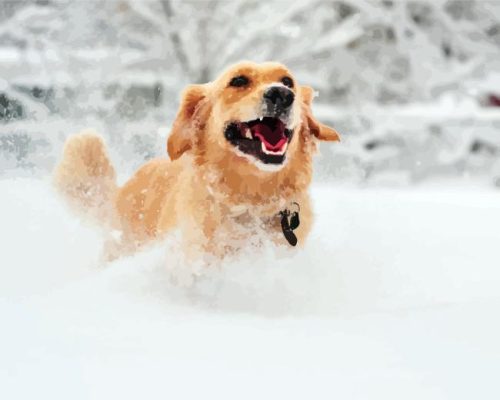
top-left (244, 127), bottom-right (252, 139)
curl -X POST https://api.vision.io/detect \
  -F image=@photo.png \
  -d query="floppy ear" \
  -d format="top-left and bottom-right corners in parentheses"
top-left (167, 84), bottom-right (208, 160)
top-left (300, 86), bottom-right (340, 142)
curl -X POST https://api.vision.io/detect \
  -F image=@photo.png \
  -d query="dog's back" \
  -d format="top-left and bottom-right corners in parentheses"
top-left (55, 130), bottom-right (188, 246)
top-left (115, 157), bottom-right (185, 239)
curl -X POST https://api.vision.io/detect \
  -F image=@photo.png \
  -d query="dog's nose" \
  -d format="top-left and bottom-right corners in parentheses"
top-left (263, 86), bottom-right (294, 110)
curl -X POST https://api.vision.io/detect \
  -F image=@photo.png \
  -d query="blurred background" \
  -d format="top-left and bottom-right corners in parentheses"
top-left (1, 0), bottom-right (500, 186)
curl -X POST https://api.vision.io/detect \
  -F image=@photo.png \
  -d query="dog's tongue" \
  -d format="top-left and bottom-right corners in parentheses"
top-left (250, 119), bottom-right (287, 152)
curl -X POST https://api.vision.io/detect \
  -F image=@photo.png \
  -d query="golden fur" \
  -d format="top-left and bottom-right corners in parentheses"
top-left (54, 62), bottom-right (339, 261)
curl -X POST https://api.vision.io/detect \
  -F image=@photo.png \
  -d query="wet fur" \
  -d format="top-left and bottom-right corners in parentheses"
top-left (54, 62), bottom-right (339, 261)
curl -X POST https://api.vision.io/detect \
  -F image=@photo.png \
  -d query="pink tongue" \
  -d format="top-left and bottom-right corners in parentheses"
top-left (250, 123), bottom-right (287, 152)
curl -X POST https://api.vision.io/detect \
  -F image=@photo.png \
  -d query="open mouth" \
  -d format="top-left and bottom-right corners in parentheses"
top-left (224, 117), bottom-right (293, 165)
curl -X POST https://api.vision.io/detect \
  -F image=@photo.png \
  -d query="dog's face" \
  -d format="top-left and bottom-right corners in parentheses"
top-left (210, 62), bottom-right (301, 170)
top-left (167, 62), bottom-right (339, 175)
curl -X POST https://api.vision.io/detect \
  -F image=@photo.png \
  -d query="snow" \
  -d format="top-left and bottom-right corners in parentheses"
top-left (1, 177), bottom-right (500, 399)
top-left (2, 1), bottom-right (500, 395)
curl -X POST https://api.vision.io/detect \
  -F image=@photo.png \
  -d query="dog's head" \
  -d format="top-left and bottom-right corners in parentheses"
top-left (167, 61), bottom-right (339, 175)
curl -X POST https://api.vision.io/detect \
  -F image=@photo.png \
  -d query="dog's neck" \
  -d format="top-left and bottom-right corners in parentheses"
top-left (198, 161), bottom-right (310, 214)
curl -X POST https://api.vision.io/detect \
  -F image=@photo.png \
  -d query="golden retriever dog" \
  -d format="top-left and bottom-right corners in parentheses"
top-left (54, 61), bottom-right (339, 261)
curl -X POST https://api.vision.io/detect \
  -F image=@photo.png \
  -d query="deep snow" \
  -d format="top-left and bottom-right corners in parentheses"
top-left (1, 178), bottom-right (500, 400)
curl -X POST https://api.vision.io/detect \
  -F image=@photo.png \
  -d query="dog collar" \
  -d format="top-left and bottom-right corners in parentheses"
top-left (279, 202), bottom-right (300, 246)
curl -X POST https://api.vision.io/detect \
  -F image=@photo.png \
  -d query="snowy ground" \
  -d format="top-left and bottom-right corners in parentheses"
top-left (1, 178), bottom-right (500, 400)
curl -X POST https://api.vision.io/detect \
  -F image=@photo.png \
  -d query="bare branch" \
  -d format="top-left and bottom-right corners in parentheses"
top-left (159, 0), bottom-right (192, 79)
top-left (213, 0), bottom-right (324, 70)
top-left (282, 14), bottom-right (364, 65)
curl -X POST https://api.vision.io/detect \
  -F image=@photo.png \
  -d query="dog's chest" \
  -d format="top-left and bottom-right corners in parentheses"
top-left (212, 202), bottom-right (286, 249)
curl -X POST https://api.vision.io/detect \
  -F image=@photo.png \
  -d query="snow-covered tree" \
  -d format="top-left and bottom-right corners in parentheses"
top-left (1, 0), bottom-right (500, 183)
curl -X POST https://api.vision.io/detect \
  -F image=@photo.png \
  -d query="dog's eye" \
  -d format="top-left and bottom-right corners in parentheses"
top-left (229, 75), bottom-right (250, 88)
top-left (281, 76), bottom-right (294, 88)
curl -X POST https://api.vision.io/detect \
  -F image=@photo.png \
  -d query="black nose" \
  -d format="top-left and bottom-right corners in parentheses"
top-left (263, 86), bottom-right (294, 110)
